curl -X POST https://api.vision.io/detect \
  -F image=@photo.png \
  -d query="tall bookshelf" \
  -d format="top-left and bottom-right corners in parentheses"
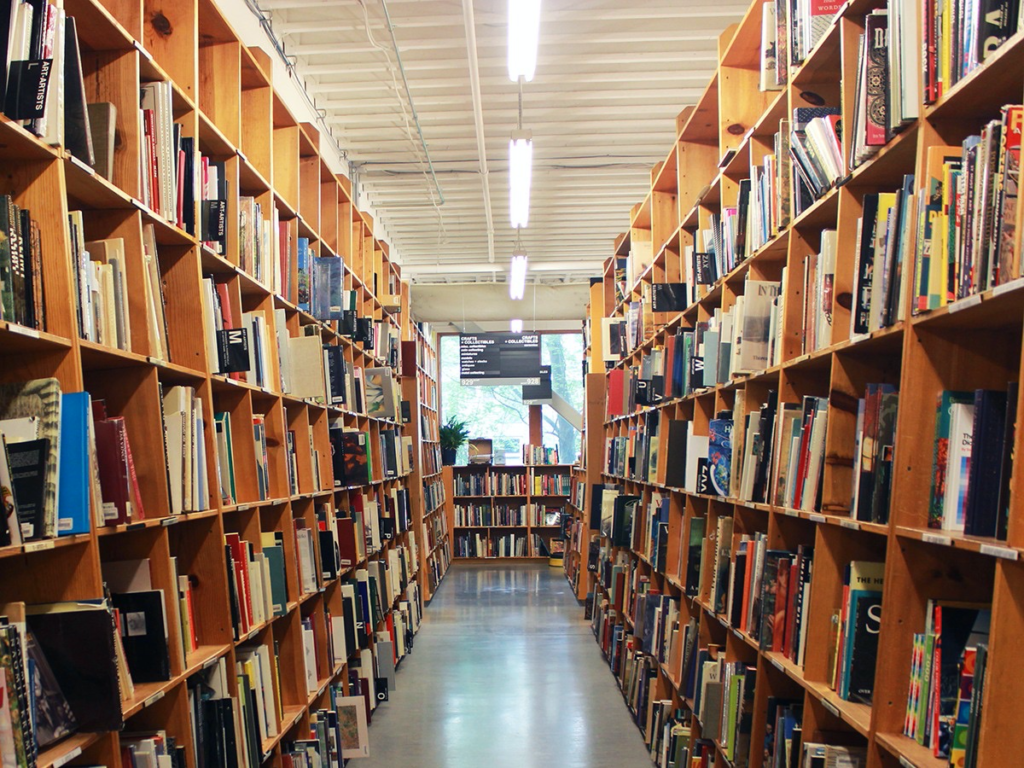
top-left (0, 0), bottom-right (437, 764)
top-left (444, 463), bottom-right (571, 560)
top-left (400, 330), bottom-right (450, 602)
top-left (585, 1), bottom-right (1024, 767)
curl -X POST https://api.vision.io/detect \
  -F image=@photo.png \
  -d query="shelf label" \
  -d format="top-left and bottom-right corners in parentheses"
top-left (840, 519), bottom-right (859, 530)
top-left (52, 747), bottom-right (83, 768)
top-left (133, 40), bottom-right (154, 61)
top-left (821, 698), bottom-right (840, 718)
top-left (948, 294), bottom-right (983, 313)
top-left (144, 690), bottom-right (165, 708)
top-left (771, 656), bottom-right (785, 673)
top-left (161, 516), bottom-right (180, 527)
top-left (980, 543), bottom-right (1019, 561)
top-left (921, 533), bottom-right (952, 547)
top-left (68, 153), bottom-right (95, 175)
top-left (204, 655), bottom-right (221, 669)
top-left (23, 540), bottom-right (55, 553)
top-left (993, 277), bottom-right (1024, 297)
top-left (127, 521), bottom-right (147, 530)
top-left (784, 508), bottom-right (799, 517)
top-left (7, 324), bottom-right (39, 339)
top-left (809, 513), bottom-right (826, 524)
top-left (899, 757), bottom-right (917, 768)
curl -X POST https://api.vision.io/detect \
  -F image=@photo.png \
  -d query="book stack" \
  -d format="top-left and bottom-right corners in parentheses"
top-left (161, 385), bottom-right (209, 515)
top-left (790, 107), bottom-right (843, 208)
top-left (927, 384), bottom-right (1018, 538)
top-left (691, 652), bottom-right (757, 765)
top-left (200, 156), bottom-right (228, 254)
top-left (122, 733), bottom-right (187, 766)
top-left (770, 395), bottom-right (828, 511)
top-left (799, 230), bottom-right (837, 354)
top-left (0, 197), bottom-right (44, 331)
top-left (851, 180), bottom-right (916, 335)
top-left (140, 81), bottom-right (194, 231)
top-left (912, 106), bottom-right (1023, 311)
top-left (522, 444), bottom-right (560, 464)
top-left (224, 532), bottom-right (283, 639)
top-left (238, 196), bottom-right (272, 285)
top-left (902, 601), bottom-right (990, 760)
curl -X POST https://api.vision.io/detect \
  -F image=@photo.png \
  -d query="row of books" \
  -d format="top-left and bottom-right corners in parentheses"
top-left (927, 384), bottom-right (1017, 538)
top-left (453, 503), bottom-right (527, 527)
top-left (201, 276), bottom-right (403, 412)
top-left (0, 378), bottom-right (216, 547)
top-left (453, 531), bottom-right (553, 558)
top-left (912, 107), bottom-right (1022, 311)
top-left (328, 424), bottom-right (411, 488)
top-left (420, 441), bottom-right (441, 477)
top-left (522, 444), bottom-right (560, 464)
top-left (0, 196), bottom-right (44, 331)
top-left (423, 477), bottom-right (445, 512)
top-left (139, 81), bottom-right (195, 233)
top-left (531, 473), bottom-right (570, 495)
top-left (902, 600), bottom-right (990, 763)
top-left (425, 511), bottom-right (448, 551)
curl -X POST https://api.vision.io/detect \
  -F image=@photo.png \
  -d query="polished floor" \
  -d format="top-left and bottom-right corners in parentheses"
top-left (360, 563), bottom-right (652, 768)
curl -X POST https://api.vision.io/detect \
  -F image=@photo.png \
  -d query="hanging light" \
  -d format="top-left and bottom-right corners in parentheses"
top-left (508, 0), bottom-right (541, 82)
top-left (509, 129), bottom-right (533, 229)
top-left (509, 247), bottom-right (528, 300)
top-left (510, 318), bottom-right (524, 333)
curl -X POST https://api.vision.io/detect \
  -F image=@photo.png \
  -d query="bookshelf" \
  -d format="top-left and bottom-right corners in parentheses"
top-left (584, 0), bottom-right (1024, 766)
top-left (444, 463), bottom-right (572, 560)
top-left (0, 0), bottom-right (435, 763)
top-left (400, 329), bottom-right (450, 602)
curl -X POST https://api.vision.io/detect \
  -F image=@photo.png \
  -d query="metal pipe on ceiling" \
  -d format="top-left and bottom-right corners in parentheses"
top-left (460, 0), bottom-right (496, 264)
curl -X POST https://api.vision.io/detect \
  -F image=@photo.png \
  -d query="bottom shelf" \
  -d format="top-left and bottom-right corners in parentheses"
top-left (454, 556), bottom-right (550, 562)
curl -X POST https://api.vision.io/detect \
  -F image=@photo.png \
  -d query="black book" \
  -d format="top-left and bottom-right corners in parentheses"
top-left (323, 344), bottom-right (345, 405)
top-left (751, 390), bottom-right (778, 503)
top-left (382, 429), bottom-right (398, 478)
top-left (847, 593), bottom-right (883, 704)
top-left (6, 437), bottom-right (47, 540)
top-left (693, 252), bottom-right (715, 285)
top-left (995, 383), bottom-right (1017, 541)
top-left (964, 388), bottom-right (1009, 537)
top-left (216, 328), bottom-right (250, 374)
top-left (318, 529), bottom-right (339, 579)
top-left (611, 495), bottom-right (639, 548)
top-left (181, 136), bottom-right (196, 235)
top-left (111, 590), bottom-right (171, 683)
top-left (853, 194), bottom-right (880, 335)
top-left (651, 283), bottom-right (689, 312)
top-left (224, 545), bottom-right (241, 640)
top-left (62, 17), bottom-right (93, 165)
top-left (976, 0), bottom-right (1019, 63)
top-left (25, 600), bottom-right (123, 732)
top-left (663, 420), bottom-right (689, 489)
top-left (25, 629), bottom-right (76, 747)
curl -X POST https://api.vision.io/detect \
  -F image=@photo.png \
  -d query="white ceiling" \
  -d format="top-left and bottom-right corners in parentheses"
top-left (258, 0), bottom-right (747, 290)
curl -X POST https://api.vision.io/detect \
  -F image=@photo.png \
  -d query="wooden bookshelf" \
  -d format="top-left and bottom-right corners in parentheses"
top-left (444, 464), bottom-right (572, 560)
top-left (401, 328), bottom-right (450, 602)
top-left (582, 1), bottom-right (1024, 767)
top-left (0, 0), bottom-right (438, 763)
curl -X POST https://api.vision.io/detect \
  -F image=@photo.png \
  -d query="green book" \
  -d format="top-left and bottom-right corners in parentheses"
top-left (927, 391), bottom-right (972, 529)
top-left (726, 672), bottom-right (742, 759)
top-left (261, 543), bottom-right (288, 616)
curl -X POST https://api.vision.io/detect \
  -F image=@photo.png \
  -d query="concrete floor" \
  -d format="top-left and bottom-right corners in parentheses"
top-left (360, 562), bottom-right (652, 768)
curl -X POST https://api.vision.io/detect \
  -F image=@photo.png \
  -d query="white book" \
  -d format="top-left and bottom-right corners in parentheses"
top-left (943, 402), bottom-right (975, 532)
top-left (302, 625), bottom-right (318, 693)
top-left (799, 400), bottom-right (829, 511)
top-left (817, 231), bottom-right (837, 349)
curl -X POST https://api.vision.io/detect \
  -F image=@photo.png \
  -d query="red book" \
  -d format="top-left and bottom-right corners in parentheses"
top-left (606, 368), bottom-right (625, 417)
top-left (663, 333), bottom-right (676, 398)
top-left (122, 423), bottom-right (146, 520)
top-left (224, 533), bottom-right (253, 631)
top-left (792, 400), bottom-right (817, 509)
top-left (176, 146), bottom-right (186, 228)
top-left (93, 418), bottom-right (130, 525)
top-left (336, 516), bottom-right (358, 567)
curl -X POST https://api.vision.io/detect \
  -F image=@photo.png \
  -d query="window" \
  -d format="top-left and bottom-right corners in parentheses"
top-left (440, 333), bottom-right (584, 465)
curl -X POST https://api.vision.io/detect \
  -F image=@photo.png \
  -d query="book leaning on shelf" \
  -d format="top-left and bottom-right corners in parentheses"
top-left (0, 599), bottom-right (126, 761)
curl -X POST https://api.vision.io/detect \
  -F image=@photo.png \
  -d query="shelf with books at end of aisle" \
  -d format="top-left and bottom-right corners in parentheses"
top-left (575, 0), bottom-right (1024, 763)
top-left (399, 323), bottom-right (449, 602)
top-left (444, 462), bottom-right (573, 562)
top-left (0, 0), bottom-right (435, 762)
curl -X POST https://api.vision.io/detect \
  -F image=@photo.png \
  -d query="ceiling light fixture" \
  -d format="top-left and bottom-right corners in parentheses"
top-left (510, 318), bottom-right (524, 333)
top-left (509, 245), bottom-right (528, 300)
top-left (509, 129), bottom-right (533, 228)
top-left (507, 0), bottom-right (541, 82)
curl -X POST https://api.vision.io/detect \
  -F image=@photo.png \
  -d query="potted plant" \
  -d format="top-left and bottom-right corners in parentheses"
top-left (439, 415), bottom-right (470, 466)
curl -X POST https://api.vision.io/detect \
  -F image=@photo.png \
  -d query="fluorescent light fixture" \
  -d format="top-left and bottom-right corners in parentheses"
top-left (509, 249), bottom-right (528, 300)
top-left (510, 318), bottom-right (524, 333)
top-left (509, 130), bottom-right (533, 229)
top-left (508, 0), bottom-right (541, 81)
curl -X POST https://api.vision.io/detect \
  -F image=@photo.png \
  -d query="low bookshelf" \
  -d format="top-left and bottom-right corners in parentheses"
top-left (443, 463), bottom-right (572, 560)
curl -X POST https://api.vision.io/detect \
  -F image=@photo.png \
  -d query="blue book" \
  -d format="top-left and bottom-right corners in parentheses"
top-left (297, 238), bottom-right (311, 312)
top-left (708, 417), bottom-right (733, 496)
top-left (57, 392), bottom-right (92, 535)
